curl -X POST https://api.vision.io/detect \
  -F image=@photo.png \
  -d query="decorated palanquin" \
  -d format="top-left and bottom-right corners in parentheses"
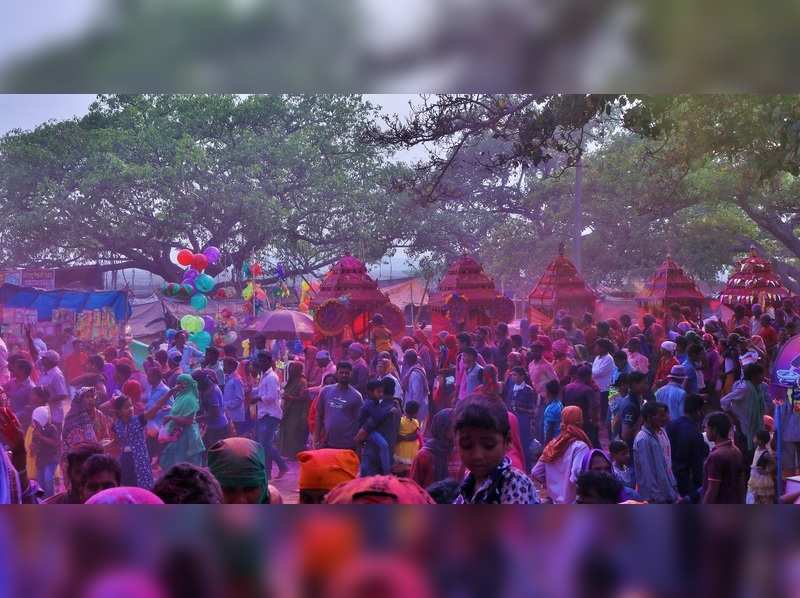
top-left (429, 256), bottom-right (516, 335)
top-left (308, 255), bottom-right (403, 342)
top-left (528, 244), bottom-right (597, 319)
top-left (637, 255), bottom-right (705, 317)
top-left (719, 247), bottom-right (791, 311)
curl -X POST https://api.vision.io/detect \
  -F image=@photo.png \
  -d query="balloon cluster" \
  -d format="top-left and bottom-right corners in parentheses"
top-left (170, 314), bottom-right (215, 352)
top-left (241, 261), bottom-right (264, 279)
top-left (166, 246), bottom-right (221, 312)
top-left (213, 308), bottom-right (239, 347)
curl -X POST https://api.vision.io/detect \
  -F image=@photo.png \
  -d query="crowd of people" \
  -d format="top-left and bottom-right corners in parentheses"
top-left (1, 299), bottom-right (800, 504)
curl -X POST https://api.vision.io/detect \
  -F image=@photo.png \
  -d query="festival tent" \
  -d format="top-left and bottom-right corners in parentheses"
top-left (428, 255), bottom-right (516, 334)
top-left (636, 255), bottom-right (705, 316)
top-left (527, 244), bottom-right (597, 319)
top-left (0, 283), bottom-right (131, 346)
top-left (308, 255), bottom-right (401, 341)
top-left (719, 247), bottom-right (791, 310)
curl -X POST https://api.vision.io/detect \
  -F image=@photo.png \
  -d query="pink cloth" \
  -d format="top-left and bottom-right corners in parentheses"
top-left (506, 411), bottom-right (526, 472)
top-left (626, 351), bottom-right (650, 374)
top-left (85, 487), bottom-right (164, 504)
top-left (528, 359), bottom-right (557, 396)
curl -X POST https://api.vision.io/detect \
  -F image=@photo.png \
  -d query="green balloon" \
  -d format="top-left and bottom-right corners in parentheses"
top-left (180, 314), bottom-right (195, 331)
top-left (193, 330), bottom-right (211, 350)
top-left (195, 274), bottom-right (215, 294)
top-left (190, 293), bottom-right (208, 311)
top-left (181, 283), bottom-right (194, 296)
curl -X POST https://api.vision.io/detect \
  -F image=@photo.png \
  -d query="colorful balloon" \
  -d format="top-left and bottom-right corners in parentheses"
top-left (176, 249), bottom-right (194, 266)
top-left (183, 269), bottom-right (198, 282)
top-left (202, 315), bottom-right (215, 332)
top-left (190, 293), bottom-right (208, 311)
top-left (203, 246), bottom-right (221, 264)
top-left (180, 315), bottom-right (196, 332)
top-left (195, 274), bottom-right (215, 293)
top-left (192, 253), bottom-right (209, 272)
top-left (181, 283), bottom-right (195, 296)
top-left (192, 330), bottom-right (212, 351)
top-left (250, 262), bottom-right (263, 277)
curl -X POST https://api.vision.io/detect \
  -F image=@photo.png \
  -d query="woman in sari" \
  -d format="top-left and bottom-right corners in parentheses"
top-left (159, 374), bottom-right (205, 470)
top-left (531, 405), bottom-right (592, 504)
top-left (279, 361), bottom-right (310, 458)
top-left (62, 387), bottom-right (112, 453)
top-left (410, 408), bottom-right (457, 489)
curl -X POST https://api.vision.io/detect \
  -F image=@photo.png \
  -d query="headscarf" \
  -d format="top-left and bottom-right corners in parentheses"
top-left (283, 360), bottom-right (306, 399)
top-left (122, 379), bottom-right (143, 402)
top-left (422, 408), bottom-right (454, 482)
top-left (324, 475), bottom-right (435, 504)
top-left (473, 365), bottom-right (501, 400)
top-left (298, 448), bottom-right (359, 490)
top-left (85, 487), bottom-right (164, 505)
top-left (580, 448), bottom-right (612, 473)
top-left (31, 406), bottom-right (50, 428)
top-left (539, 406), bottom-right (592, 464)
top-left (62, 387), bottom-right (98, 450)
top-left (165, 374), bottom-right (199, 435)
top-left (208, 437), bottom-right (270, 503)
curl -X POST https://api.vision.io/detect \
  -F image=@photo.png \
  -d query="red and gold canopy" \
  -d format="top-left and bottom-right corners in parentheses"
top-left (528, 244), bottom-right (597, 316)
top-left (719, 248), bottom-right (791, 308)
top-left (637, 255), bottom-right (705, 309)
top-left (429, 256), bottom-right (515, 324)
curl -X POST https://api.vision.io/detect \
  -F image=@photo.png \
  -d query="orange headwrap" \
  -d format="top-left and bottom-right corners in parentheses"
top-left (539, 405), bottom-right (592, 464)
top-left (298, 449), bottom-right (359, 491)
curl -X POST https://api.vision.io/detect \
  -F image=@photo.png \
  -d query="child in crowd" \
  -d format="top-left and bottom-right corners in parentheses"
top-left (542, 379), bottom-right (563, 445)
top-left (30, 406), bottom-right (60, 497)
top-left (608, 373), bottom-right (630, 441)
top-left (394, 400), bottom-right (421, 476)
top-left (110, 388), bottom-right (175, 489)
top-left (747, 429), bottom-right (775, 504)
top-left (609, 439), bottom-right (636, 490)
top-left (356, 380), bottom-right (396, 476)
top-left (453, 395), bottom-right (538, 504)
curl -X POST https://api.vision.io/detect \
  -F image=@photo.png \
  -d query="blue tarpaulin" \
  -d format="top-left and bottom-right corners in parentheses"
top-left (0, 283), bottom-right (131, 322)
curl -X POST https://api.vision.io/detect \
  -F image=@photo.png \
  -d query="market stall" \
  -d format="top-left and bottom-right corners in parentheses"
top-left (428, 255), bottom-right (515, 335)
top-left (308, 255), bottom-right (400, 345)
top-left (718, 247), bottom-right (791, 311)
top-left (636, 255), bottom-right (705, 317)
top-left (0, 283), bottom-right (131, 351)
top-left (527, 244), bottom-right (597, 319)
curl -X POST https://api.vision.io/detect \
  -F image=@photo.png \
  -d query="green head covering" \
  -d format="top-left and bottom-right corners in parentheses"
top-left (207, 437), bottom-right (270, 504)
top-left (165, 373), bottom-right (200, 435)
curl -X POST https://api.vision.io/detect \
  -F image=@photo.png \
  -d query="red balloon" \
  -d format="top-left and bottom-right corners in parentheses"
top-left (192, 253), bottom-right (209, 271)
top-left (250, 263), bottom-right (263, 277)
top-left (176, 249), bottom-right (194, 266)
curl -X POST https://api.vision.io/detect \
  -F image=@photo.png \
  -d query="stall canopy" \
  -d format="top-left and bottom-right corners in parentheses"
top-left (378, 277), bottom-right (429, 309)
top-left (719, 247), bottom-right (791, 309)
top-left (528, 244), bottom-right (597, 318)
top-left (0, 283), bottom-right (130, 322)
top-left (636, 255), bottom-right (705, 313)
top-left (428, 255), bottom-right (515, 333)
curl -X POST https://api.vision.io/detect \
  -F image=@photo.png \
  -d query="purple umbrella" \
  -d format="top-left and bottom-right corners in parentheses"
top-left (246, 309), bottom-right (315, 340)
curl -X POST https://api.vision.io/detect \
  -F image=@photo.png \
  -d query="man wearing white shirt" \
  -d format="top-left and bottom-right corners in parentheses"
top-left (255, 354), bottom-right (288, 480)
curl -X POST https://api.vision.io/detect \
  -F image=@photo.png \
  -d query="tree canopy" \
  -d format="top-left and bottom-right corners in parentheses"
top-left (0, 94), bottom-right (404, 282)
